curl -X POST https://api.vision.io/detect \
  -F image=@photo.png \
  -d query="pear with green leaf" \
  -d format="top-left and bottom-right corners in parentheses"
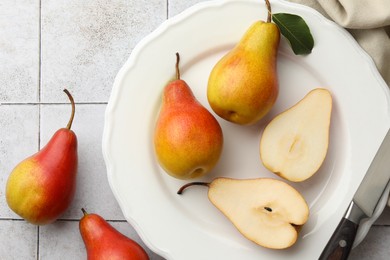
top-left (207, 0), bottom-right (279, 125)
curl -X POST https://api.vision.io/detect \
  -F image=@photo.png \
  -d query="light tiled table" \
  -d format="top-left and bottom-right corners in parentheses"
top-left (0, 0), bottom-right (389, 259)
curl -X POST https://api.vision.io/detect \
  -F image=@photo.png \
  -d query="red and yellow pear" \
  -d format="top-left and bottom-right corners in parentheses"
top-left (154, 53), bottom-right (223, 179)
top-left (6, 89), bottom-right (78, 225)
top-left (79, 208), bottom-right (149, 260)
top-left (207, 0), bottom-right (280, 125)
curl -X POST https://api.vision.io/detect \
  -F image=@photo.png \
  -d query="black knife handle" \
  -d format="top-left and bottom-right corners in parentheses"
top-left (319, 218), bottom-right (358, 260)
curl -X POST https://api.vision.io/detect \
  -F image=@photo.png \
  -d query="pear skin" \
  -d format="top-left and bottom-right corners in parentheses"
top-left (154, 53), bottom-right (223, 179)
top-left (260, 88), bottom-right (332, 182)
top-left (207, 3), bottom-right (280, 125)
top-left (79, 209), bottom-right (149, 260)
top-left (6, 89), bottom-right (78, 225)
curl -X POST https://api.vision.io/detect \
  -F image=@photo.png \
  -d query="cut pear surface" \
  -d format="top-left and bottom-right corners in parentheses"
top-left (260, 88), bottom-right (332, 182)
top-left (207, 178), bottom-right (309, 249)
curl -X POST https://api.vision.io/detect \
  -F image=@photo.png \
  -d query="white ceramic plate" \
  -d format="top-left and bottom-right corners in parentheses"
top-left (102, 0), bottom-right (390, 259)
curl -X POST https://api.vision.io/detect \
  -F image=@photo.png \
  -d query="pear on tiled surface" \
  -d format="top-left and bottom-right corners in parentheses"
top-left (79, 209), bottom-right (149, 260)
top-left (6, 89), bottom-right (78, 225)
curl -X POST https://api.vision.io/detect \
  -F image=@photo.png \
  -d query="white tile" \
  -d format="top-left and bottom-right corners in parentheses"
top-left (39, 220), bottom-right (165, 259)
top-left (40, 0), bottom-right (167, 103)
top-left (40, 103), bottom-right (124, 220)
top-left (0, 105), bottom-right (39, 219)
top-left (0, 220), bottom-right (37, 259)
top-left (0, 0), bottom-right (39, 103)
top-left (39, 221), bottom-right (85, 259)
top-left (168, 0), bottom-right (209, 17)
top-left (349, 226), bottom-right (390, 259)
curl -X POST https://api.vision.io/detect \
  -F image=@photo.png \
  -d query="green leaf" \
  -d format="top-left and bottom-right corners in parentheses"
top-left (272, 13), bottom-right (314, 55)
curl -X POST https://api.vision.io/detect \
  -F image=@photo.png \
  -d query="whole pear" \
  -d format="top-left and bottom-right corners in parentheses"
top-left (207, 0), bottom-right (279, 125)
top-left (154, 53), bottom-right (223, 179)
top-left (79, 209), bottom-right (149, 260)
top-left (6, 89), bottom-right (78, 225)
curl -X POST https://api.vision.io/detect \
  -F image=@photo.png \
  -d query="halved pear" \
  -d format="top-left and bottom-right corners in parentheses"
top-left (260, 88), bottom-right (332, 182)
top-left (178, 177), bottom-right (309, 249)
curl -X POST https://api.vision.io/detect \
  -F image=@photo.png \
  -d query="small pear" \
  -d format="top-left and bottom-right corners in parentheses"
top-left (207, 0), bottom-right (279, 125)
top-left (6, 89), bottom-right (78, 225)
top-left (79, 209), bottom-right (149, 260)
top-left (154, 53), bottom-right (223, 179)
top-left (260, 88), bottom-right (332, 182)
top-left (178, 177), bottom-right (309, 249)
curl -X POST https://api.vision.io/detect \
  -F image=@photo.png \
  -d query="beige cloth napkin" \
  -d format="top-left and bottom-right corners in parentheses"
top-left (286, 0), bottom-right (390, 206)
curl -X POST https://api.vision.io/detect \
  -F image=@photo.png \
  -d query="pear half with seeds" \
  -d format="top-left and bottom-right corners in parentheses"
top-left (178, 177), bottom-right (309, 249)
top-left (260, 88), bottom-right (332, 182)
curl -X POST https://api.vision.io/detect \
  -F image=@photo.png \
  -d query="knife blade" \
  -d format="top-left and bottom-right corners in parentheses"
top-left (319, 127), bottom-right (390, 260)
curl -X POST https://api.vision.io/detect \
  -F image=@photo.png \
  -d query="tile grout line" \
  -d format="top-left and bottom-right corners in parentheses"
top-left (37, 0), bottom-right (42, 150)
top-left (38, 0), bottom-right (42, 106)
top-left (0, 218), bottom-right (128, 222)
top-left (0, 102), bottom-right (109, 105)
top-left (37, 0), bottom-right (42, 258)
top-left (37, 226), bottom-right (40, 260)
top-left (166, 0), bottom-right (169, 19)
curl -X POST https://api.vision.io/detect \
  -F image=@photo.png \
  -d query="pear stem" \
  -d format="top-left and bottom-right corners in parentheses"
top-left (177, 182), bottom-right (210, 194)
top-left (81, 208), bottom-right (88, 216)
top-left (265, 0), bottom-right (272, 23)
top-left (175, 52), bottom-right (181, 80)
top-left (63, 89), bottom-right (75, 130)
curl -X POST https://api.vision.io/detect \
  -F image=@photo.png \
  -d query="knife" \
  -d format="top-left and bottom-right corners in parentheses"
top-left (319, 127), bottom-right (390, 260)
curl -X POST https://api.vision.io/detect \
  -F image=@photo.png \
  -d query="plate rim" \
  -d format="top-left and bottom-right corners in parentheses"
top-left (102, 0), bottom-right (390, 259)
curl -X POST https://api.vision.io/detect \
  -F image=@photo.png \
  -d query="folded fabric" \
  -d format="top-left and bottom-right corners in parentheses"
top-left (286, 0), bottom-right (390, 206)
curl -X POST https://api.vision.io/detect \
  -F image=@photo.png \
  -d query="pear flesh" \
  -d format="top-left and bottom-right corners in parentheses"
top-left (260, 88), bottom-right (332, 182)
top-left (178, 177), bottom-right (309, 249)
top-left (207, 20), bottom-right (280, 125)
